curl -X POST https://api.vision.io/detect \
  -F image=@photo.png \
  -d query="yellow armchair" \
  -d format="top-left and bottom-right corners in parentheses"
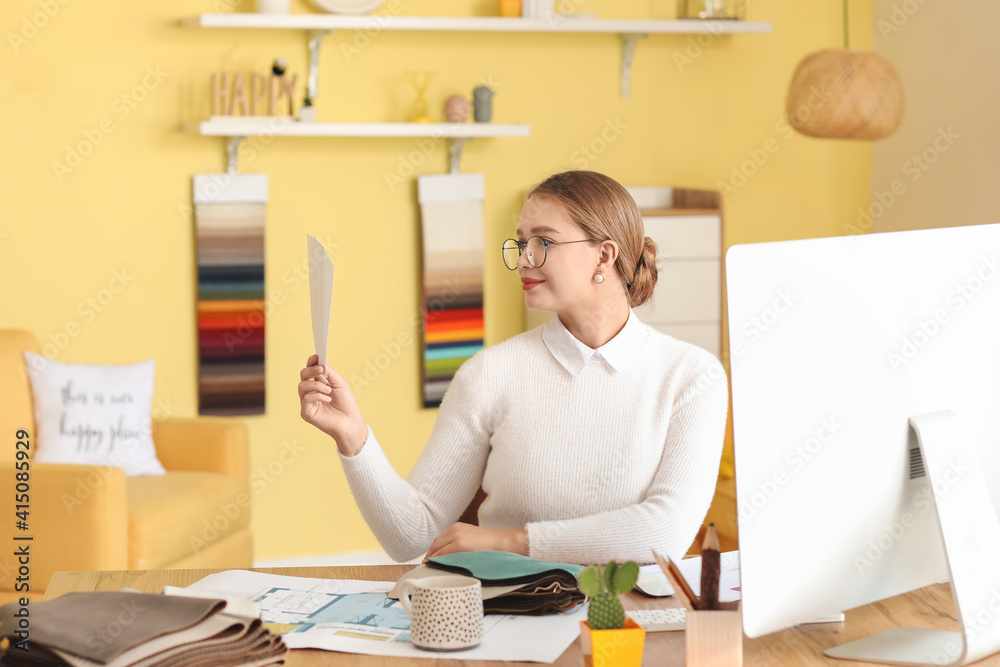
top-left (0, 330), bottom-right (253, 604)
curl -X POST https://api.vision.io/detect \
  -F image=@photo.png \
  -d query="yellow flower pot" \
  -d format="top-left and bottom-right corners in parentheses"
top-left (579, 619), bottom-right (646, 667)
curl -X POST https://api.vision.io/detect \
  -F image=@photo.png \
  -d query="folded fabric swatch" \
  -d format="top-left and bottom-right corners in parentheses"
top-left (427, 550), bottom-right (584, 586)
top-left (0, 591), bottom-right (286, 667)
top-left (423, 550), bottom-right (586, 615)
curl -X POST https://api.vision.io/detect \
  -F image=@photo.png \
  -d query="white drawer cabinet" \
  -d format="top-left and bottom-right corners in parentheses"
top-left (631, 187), bottom-right (723, 358)
top-left (636, 256), bottom-right (721, 323)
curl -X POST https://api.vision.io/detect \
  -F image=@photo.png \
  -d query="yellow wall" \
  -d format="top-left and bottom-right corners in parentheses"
top-left (871, 0), bottom-right (994, 233)
top-left (0, 0), bottom-right (871, 559)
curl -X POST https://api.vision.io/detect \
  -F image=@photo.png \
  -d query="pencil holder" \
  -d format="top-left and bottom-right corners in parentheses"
top-left (685, 608), bottom-right (742, 667)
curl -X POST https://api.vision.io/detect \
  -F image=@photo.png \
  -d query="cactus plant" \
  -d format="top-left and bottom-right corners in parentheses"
top-left (577, 560), bottom-right (639, 630)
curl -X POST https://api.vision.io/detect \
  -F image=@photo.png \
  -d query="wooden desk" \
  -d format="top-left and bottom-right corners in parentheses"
top-left (43, 566), bottom-right (996, 666)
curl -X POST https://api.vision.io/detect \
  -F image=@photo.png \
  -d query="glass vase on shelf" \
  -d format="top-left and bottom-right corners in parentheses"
top-left (677, 0), bottom-right (747, 20)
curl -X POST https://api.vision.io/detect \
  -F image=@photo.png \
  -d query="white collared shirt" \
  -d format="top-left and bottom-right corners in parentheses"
top-left (540, 308), bottom-right (649, 377)
top-left (340, 306), bottom-right (729, 565)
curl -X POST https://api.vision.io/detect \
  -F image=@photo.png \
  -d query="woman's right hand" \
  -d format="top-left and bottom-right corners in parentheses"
top-left (298, 354), bottom-right (369, 456)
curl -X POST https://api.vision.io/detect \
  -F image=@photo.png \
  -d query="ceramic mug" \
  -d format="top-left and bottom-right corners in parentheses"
top-left (398, 575), bottom-right (483, 651)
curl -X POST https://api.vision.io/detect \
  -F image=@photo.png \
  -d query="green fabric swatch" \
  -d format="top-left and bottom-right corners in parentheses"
top-left (427, 550), bottom-right (584, 586)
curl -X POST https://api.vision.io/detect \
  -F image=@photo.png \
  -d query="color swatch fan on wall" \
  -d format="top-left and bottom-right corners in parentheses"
top-left (418, 174), bottom-right (485, 408)
top-left (193, 174), bottom-right (267, 415)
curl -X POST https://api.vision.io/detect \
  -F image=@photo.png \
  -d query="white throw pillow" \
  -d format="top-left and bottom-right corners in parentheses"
top-left (23, 351), bottom-right (167, 477)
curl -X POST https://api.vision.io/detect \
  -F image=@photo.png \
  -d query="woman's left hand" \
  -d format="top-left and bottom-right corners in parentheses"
top-left (424, 523), bottom-right (528, 561)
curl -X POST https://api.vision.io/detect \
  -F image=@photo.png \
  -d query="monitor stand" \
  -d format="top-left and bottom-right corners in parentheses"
top-left (825, 410), bottom-right (1000, 666)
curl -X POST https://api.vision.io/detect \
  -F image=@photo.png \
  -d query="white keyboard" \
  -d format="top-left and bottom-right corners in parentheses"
top-left (625, 608), bottom-right (687, 632)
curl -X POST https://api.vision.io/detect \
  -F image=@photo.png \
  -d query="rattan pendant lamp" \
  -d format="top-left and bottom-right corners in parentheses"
top-left (786, 0), bottom-right (904, 140)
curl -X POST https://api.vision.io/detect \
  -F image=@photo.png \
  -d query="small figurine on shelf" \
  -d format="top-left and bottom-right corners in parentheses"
top-left (473, 85), bottom-right (494, 123)
top-left (406, 71), bottom-right (436, 123)
top-left (577, 561), bottom-right (645, 667)
top-left (300, 93), bottom-right (317, 122)
top-left (444, 94), bottom-right (471, 123)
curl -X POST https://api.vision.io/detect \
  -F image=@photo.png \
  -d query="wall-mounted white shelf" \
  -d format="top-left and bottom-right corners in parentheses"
top-left (183, 119), bottom-right (530, 138)
top-left (181, 13), bottom-right (771, 99)
top-left (183, 119), bottom-right (530, 174)
top-left (181, 14), bottom-right (772, 34)
top-left (183, 13), bottom-right (770, 171)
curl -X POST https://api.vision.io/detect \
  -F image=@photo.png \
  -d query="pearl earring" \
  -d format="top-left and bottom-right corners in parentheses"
top-left (594, 272), bottom-right (605, 284)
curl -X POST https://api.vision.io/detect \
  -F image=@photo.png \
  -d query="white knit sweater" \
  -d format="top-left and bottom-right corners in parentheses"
top-left (339, 309), bottom-right (730, 565)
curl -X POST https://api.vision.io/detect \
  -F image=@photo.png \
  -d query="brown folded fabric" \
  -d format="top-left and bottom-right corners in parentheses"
top-left (135, 621), bottom-right (284, 667)
top-left (0, 592), bottom-right (226, 664)
top-left (0, 593), bottom-right (287, 667)
top-left (50, 614), bottom-right (256, 667)
top-left (484, 590), bottom-right (585, 615)
top-left (389, 561), bottom-right (586, 616)
top-left (0, 642), bottom-right (67, 667)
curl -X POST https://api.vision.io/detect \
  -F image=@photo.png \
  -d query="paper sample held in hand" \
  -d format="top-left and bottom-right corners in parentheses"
top-left (0, 590), bottom-right (287, 667)
top-left (307, 234), bottom-right (335, 374)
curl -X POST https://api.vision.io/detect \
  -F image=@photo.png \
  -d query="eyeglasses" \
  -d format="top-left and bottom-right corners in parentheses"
top-left (502, 236), bottom-right (600, 270)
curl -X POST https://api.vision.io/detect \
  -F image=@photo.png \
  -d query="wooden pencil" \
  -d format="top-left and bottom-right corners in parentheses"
top-left (652, 550), bottom-right (699, 610)
top-left (700, 523), bottom-right (721, 610)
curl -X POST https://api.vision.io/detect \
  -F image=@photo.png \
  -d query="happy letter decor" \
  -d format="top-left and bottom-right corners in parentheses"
top-left (210, 64), bottom-right (300, 117)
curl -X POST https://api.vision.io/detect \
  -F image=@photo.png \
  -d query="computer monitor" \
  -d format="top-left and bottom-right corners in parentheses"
top-left (726, 223), bottom-right (1000, 664)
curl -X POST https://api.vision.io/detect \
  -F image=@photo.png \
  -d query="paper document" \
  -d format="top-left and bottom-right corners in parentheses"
top-left (639, 550), bottom-right (742, 603)
top-left (307, 235), bottom-right (335, 369)
top-left (186, 570), bottom-right (585, 663)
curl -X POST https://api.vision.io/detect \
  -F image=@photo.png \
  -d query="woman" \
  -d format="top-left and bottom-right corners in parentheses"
top-left (298, 170), bottom-right (729, 565)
